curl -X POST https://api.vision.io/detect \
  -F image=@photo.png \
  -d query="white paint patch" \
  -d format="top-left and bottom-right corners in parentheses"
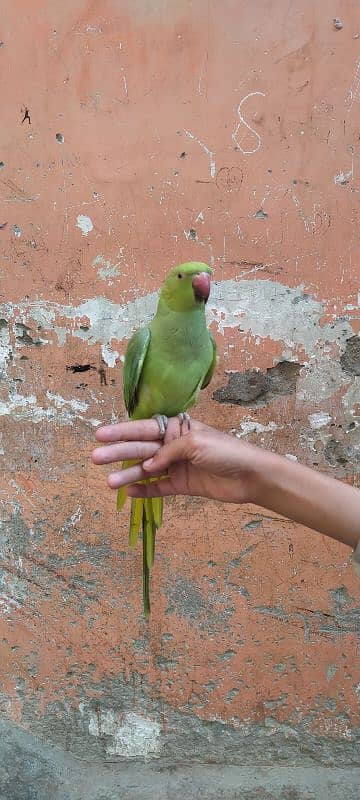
top-left (0, 391), bottom-right (89, 424)
top-left (319, 717), bottom-right (353, 739)
top-left (0, 279), bottom-right (356, 413)
top-left (46, 391), bottom-right (88, 413)
top-left (81, 707), bottom-right (161, 758)
top-left (297, 356), bottom-right (348, 403)
top-left (0, 323), bottom-right (11, 377)
top-left (61, 507), bottom-right (82, 533)
top-left (76, 214), bottom-right (93, 236)
top-left (0, 592), bottom-right (22, 615)
top-left (92, 255), bottom-right (121, 281)
top-left (1, 280), bottom-right (336, 352)
top-left (53, 326), bottom-right (67, 346)
top-left (334, 171), bottom-right (352, 186)
top-left (0, 572), bottom-right (27, 617)
top-left (86, 24), bottom-right (103, 33)
top-left (231, 419), bottom-right (279, 437)
top-left (208, 282), bottom-right (321, 345)
top-left (308, 412), bottom-right (332, 430)
top-left (89, 418), bottom-right (102, 427)
top-left (0, 392), bottom-right (37, 418)
top-left (342, 377), bottom-right (360, 411)
top-left (101, 343), bottom-right (119, 368)
top-left (326, 663), bottom-right (338, 681)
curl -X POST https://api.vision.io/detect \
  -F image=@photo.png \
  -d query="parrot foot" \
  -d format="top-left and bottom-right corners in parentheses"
top-left (152, 413), bottom-right (168, 439)
top-left (177, 412), bottom-right (191, 434)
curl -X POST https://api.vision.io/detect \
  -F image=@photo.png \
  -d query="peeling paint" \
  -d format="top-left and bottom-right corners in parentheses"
top-left (0, 572), bottom-right (27, 617)
top-left (92, 255), bottom-right (121, 282)
top-left (326, 664), bottom-right (338, 681)
top-left (231, 419), bottom-right (279, 437)
top-left (342, 378), bottom-right (360, 411)
top-left (46, 392), bottom-right (88, 413)
top-left (61, 507), bottom-right (82, 532)
top-left (100, 343), bottom-right (120, 368)
top-left (12, 224), bottom-right (21, 238)
top-left (334, 171), bottom-right (352, 186)
top-left (308, 412), bottom-right (333, 430)
top-left (0, 322), bottom-right (11, 377)
top-left (76, 215), bottom-right (93, 236)
top-left (0, 279), bottom-right (356, 422)
top-left (80, 706), bottom-right (161, 758)
top-left (0, 390), bottom-right (89, 424)
top-left (0, 278), bottom-right (354, 357)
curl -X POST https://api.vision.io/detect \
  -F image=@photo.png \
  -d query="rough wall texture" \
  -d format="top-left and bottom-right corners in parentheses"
top-left (0, 1), bottom-right (359, 798)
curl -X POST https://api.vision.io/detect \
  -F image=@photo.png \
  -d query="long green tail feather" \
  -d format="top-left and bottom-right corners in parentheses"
top-left (145, 498), bottom-right (155, 569)
top-left (143, 496), bottom-right (162, 616)
top-left (129, 498), bottom-right (143, 547)
top-left (117, 485), bottom-right (127, 511)
top-left (142, 507), bottom-right (150, 617)
top-left (117, 460), bottom-right (164, 616)
top-left (152, 496), bottom-right (163, 528)
top-left (116, 458), bottom-right (135, 511)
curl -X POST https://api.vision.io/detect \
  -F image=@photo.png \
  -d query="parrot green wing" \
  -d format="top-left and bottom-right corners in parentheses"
top-left (123, 326), bottom-right (151, 416)
top-left (121, 326), bottom-right (157, 618)
top-left (201, 331), bottom-right (217, 389)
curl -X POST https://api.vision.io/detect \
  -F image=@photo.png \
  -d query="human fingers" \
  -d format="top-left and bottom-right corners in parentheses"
top-left (92, 441), bottom-right (161, 465)
top-left (95, 419), bottom-right (164, 443)
top-left (142, 433), bottom-right (198, 474)
top-left (107, 462), bottom-right (165, 490)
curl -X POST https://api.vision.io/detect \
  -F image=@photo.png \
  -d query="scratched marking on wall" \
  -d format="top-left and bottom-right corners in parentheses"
top-left (346, 58), bottom-right (360, 111)
top-left (232, 91), bottom-right (265, 154)
top-left (184, 129), bottom-right (216, 178)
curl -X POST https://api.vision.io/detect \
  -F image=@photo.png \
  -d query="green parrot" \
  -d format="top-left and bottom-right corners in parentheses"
top-left (117, 261), bottom-right (217, 616)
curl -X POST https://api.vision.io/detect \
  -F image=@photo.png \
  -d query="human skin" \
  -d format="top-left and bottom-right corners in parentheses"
top-left (92, 417), bottom-right (360, 551)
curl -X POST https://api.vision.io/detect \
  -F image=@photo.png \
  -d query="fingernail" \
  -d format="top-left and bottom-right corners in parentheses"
top-left (143, 457), bottom-right (154, 469)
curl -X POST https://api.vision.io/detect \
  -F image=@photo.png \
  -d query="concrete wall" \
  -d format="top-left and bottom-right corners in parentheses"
top-left (0, 2), bottom-right (359, 798)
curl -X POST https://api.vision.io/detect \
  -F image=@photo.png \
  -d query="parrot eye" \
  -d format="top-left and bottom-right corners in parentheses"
top-left (177, 272), bottom-right (184, 279)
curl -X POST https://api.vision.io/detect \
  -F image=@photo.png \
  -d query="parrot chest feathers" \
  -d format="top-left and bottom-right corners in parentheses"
top-left (133, 328), bottom-right (213, 418)
top-left (125, 304), bottom-right (215, 419)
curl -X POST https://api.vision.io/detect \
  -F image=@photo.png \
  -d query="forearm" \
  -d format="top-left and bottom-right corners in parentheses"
top-left (250, 450), bottom-right (360, 549)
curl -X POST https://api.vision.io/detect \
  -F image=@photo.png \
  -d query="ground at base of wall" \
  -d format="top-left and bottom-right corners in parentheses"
top-left (0, 721), bottom-right (359, 800)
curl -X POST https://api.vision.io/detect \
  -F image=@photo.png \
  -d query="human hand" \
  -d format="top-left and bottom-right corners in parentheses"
top-left (93, 417), bottom-right (360, 554)
top-left (92, 418), bottom-right (260, 504)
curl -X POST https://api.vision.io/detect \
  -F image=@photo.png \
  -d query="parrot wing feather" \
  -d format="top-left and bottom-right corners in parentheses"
top-left (123, 326), bottom-right (151, 416)
top-left (201, 331), bottom-right (217, 390)
top-left (117, 328), bottom-right (151, 513)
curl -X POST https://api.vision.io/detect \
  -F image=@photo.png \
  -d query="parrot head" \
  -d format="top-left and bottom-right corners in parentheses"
top-left (160, 262), bottom-right (212, 311)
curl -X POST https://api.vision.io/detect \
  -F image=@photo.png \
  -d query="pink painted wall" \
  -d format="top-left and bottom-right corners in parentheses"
top-left (0, 1), bottom-right (359, 794)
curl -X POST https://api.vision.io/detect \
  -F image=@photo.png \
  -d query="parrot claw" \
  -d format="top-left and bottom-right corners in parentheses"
top-left (152, 413), bottom-right (168, 439)
top-left (177, 412), bottom-right (191, 434)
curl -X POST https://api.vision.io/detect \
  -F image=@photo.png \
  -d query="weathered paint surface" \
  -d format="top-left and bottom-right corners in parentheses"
top-left (0, 1), bottom-right (359, 797)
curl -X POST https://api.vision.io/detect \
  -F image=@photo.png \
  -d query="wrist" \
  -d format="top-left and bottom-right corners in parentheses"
top-left (245, 448), bottom-right (281, 507)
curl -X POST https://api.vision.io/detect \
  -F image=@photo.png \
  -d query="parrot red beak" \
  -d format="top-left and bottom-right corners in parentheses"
top-left (192, 272), bottom-right (211, 302)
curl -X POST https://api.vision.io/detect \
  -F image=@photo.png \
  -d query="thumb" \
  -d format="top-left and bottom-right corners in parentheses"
top-left (142, 434), bottom-right (192, 473)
